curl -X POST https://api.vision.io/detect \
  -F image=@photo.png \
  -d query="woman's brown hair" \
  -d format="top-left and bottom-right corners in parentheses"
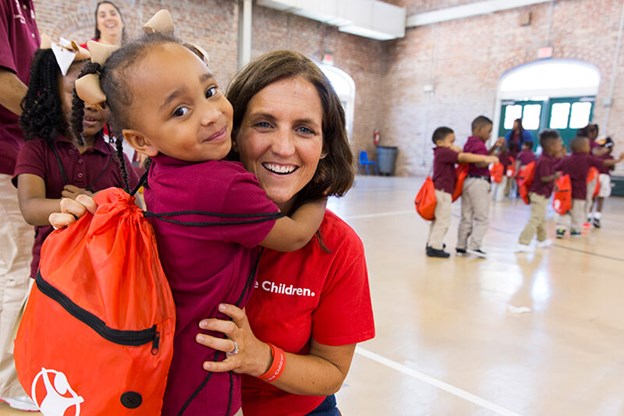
top-left (226, 50), bottom-right (354, 210)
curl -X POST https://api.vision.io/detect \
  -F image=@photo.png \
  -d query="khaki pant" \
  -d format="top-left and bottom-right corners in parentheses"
top-left (0, 174), bottom-right (34, 398)
top-left (457, 177), bottom-right (491, 250)
top-left (586, 176), bottom-right (598, 219)
top-left (518, 193), bottom-right (548, 245)
top-left (556, 198), bottom-right (585, 233)
top-left (427, 190), bottom-right (452, 250)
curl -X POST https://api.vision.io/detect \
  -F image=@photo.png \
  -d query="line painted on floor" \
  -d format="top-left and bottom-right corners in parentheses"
top-left (356, 346), bottom-right (524, 416)
top-left (341, 210), bottom-right (414, 220)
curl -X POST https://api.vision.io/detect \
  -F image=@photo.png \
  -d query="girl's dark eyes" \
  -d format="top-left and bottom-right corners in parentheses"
top-left (205, 87), bottom-right (218, 99)
top-left (172, 107), bottom-right (190, 118)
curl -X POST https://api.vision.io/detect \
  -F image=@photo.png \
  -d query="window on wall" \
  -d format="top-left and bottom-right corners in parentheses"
top-left (549, 103), bottom-right (571, 129)
top-left (319, 64), bottom-right (355, 140)
top-left (504, 105), bottom-right (522, 129)
top-left (569, 102), bottom-right (592, 129)
top-left (522, 104), bottom-right (541, 130)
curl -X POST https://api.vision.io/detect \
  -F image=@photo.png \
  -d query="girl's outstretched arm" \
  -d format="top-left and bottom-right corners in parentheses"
top-left (259, 198), bottom-right (327, 252)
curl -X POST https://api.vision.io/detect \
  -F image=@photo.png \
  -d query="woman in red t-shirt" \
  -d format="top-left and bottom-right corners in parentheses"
top-left (195, 50), bottom-right (375, 416)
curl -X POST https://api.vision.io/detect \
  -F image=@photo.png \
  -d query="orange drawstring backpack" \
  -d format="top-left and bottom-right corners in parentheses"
top-left (489, 162), bottom-right (504, 184)
top-left (553, 174), bottom-right (572, 215)
top-left (516, 161), bottom-right (536, 204)
top-left (415, 176), bottom-right (437, 221)
top-left (14, 187), bottom-right (176, 415)
top-left (587, 166), bottom-right (601, 197)
top-left (451, 163), bottom-right (469, 202)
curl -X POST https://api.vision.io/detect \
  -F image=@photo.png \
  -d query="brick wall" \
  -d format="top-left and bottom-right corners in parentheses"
top-left (33, 0), bottom-right (624, 176)
top-left (383, 0), bottom-right (624, 175)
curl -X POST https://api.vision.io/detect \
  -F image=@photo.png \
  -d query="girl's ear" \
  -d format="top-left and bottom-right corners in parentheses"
top-left (122, 129), bottom-right (159, 157)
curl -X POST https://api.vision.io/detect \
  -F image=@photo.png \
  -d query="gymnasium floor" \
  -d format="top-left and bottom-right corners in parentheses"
top-left (2, 175), bottom-right (623, 415)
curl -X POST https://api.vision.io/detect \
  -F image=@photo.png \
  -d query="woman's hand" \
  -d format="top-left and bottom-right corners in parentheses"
top-left (196, 304), bottom-right (272, 377)
top-left (48, 195), bottom-right (97, 229)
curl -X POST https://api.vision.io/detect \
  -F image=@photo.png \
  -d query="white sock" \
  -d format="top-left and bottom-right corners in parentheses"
top-left (594, 212), bottom-right (602, 220)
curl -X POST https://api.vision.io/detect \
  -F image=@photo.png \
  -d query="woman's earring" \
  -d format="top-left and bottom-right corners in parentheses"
top-left (320, 151), bottom-right (328, 159)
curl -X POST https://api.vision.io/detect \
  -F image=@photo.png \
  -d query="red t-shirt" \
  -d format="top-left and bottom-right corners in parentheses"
top-left (432, 146), bottom-right (459, 194)
top-left (241, 210), bottom-right (375, 416)
top-left (145, 155), bottom-right (280, 416)
top-left (12, 135), bottom-right (138, 277)
top-left (0, 0), bottom-right (40, 175)
top-left (463, 136), bottom-right (489, 177)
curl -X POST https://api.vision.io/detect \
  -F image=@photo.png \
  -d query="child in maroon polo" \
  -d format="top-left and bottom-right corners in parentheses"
top-left (13, 47), bottom-right (138, 278)
top-left (456, 116), bottom-right (504, 258)
top-left (516, 131), bottom-right (563, 252)
top-left (554, 136), bottom-right (623, 237)
top-left (589, 137), bottom-right (620, 228)
top-left (427, 126), bottom-right (498, 258)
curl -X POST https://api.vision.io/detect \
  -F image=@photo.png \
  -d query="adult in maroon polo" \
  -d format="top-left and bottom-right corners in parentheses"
top-left (0, 0), bottom-right (40, 408)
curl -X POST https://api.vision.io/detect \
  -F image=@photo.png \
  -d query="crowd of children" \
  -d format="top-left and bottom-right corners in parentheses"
top-left (423, 116), bottom-right (623, 259)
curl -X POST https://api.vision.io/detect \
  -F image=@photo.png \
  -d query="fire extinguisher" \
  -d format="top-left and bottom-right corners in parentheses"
top-left (373, 129), bottom-right (380, 146)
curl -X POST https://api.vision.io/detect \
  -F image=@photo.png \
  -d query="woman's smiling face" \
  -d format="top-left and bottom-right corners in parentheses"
top-left (235, 76), bottom-right (324, 212)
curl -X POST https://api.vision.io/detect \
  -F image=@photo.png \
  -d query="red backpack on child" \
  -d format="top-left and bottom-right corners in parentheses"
top-left (15, 187), bottom-right (176, 415)
top-left (452, 163), bottom-right (469, 202)
top-left (553, 174), bottom-right (572, 215)
top-left (587, 166), bottom-right (601, 197)
top-left (490, 162), bottom-right (504, 184)
top-left (415, 176), bottom-right (437, 221)
top-left (516, 161), bottom-right (536, 204)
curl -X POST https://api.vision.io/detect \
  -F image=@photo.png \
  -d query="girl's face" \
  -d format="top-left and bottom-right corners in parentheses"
top-left (60, 63), bottom-right (106, 140)
top-left (234, 76), bottom-right (324, 212)
top-left (96, 3), bottom-right (123, 43)
top-left (123, 43), bottom-right (233, 163)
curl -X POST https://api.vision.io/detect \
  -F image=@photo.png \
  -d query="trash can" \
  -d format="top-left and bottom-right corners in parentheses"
top-left (376, 146), bottom-right (398, 176)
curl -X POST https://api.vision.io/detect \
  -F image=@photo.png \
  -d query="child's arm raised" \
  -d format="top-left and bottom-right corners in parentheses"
top-left (18, 174), bottom-right (92, 226)
top-left (259, 198), bottom-right (327, 252)
top-left (457, 153), bottom-right (499, 165)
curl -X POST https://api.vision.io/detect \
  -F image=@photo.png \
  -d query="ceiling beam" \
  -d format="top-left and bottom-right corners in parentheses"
top-left (406, 0), bottom-right (552, 27)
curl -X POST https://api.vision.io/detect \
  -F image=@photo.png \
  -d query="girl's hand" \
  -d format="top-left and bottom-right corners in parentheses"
top-left (62, 185), bottom-right (94, 200)
top-left (48, 195), bottom-right (97, 229)
top-left (196, 304), bottom-right (272, 377)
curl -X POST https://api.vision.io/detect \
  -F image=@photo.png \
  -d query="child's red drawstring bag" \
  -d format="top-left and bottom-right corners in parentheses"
top-left (553, 174), bottom-right (572, 215)
top-left (516, 161), bottom-right (536, 205)
top-left (415, 176), bottom-right (437, 221)
top-left (490, 162), bottom-right (504, 184)
top-left (452, 163), bottom-right (469, 202)
top-left (15, 187), bottom-right (176, 415)
top-left (587, 166), bottom-right (601, 197)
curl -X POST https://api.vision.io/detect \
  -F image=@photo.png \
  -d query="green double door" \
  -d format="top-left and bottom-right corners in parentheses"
top-left (498, 96), bottom-right (595, 149)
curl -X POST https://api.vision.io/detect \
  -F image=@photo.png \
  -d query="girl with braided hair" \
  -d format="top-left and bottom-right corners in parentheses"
top-left (13, 40), bottom-right (138, 280)
top-left (69, 14), bottom-right (326, 413)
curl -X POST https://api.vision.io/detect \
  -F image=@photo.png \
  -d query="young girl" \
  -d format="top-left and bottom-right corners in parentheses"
top-left (72, 32), bottom-right (325, 415)
top-left (14, 40), bottom-right (137, 280)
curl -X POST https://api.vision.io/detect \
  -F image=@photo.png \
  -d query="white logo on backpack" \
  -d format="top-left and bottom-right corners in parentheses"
top-left (32, 368), bottom-right (84, 415)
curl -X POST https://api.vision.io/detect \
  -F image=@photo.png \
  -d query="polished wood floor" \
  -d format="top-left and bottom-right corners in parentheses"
top-left (2, 175), bottom-right (623, 415)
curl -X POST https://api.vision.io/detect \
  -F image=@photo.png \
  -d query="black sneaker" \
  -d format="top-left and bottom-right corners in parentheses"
top-left (466, 248), bottom-right (487, 258)
top-left (427, 246), bottom-right (450, 258)
top-left (556, 229), bottom-right (565, 239)
top-left (456, 247), bottom-right (467, 255)
top-left (592, 218), bottom-right (601, 228)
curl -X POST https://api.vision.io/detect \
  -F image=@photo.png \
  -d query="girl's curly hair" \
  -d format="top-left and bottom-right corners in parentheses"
top-left (20, 49), bottom-right (66, 144)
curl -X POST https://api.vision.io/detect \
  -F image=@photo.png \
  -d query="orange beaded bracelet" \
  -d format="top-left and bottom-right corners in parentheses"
top-left (258, 343), bottom-right (286, 383)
